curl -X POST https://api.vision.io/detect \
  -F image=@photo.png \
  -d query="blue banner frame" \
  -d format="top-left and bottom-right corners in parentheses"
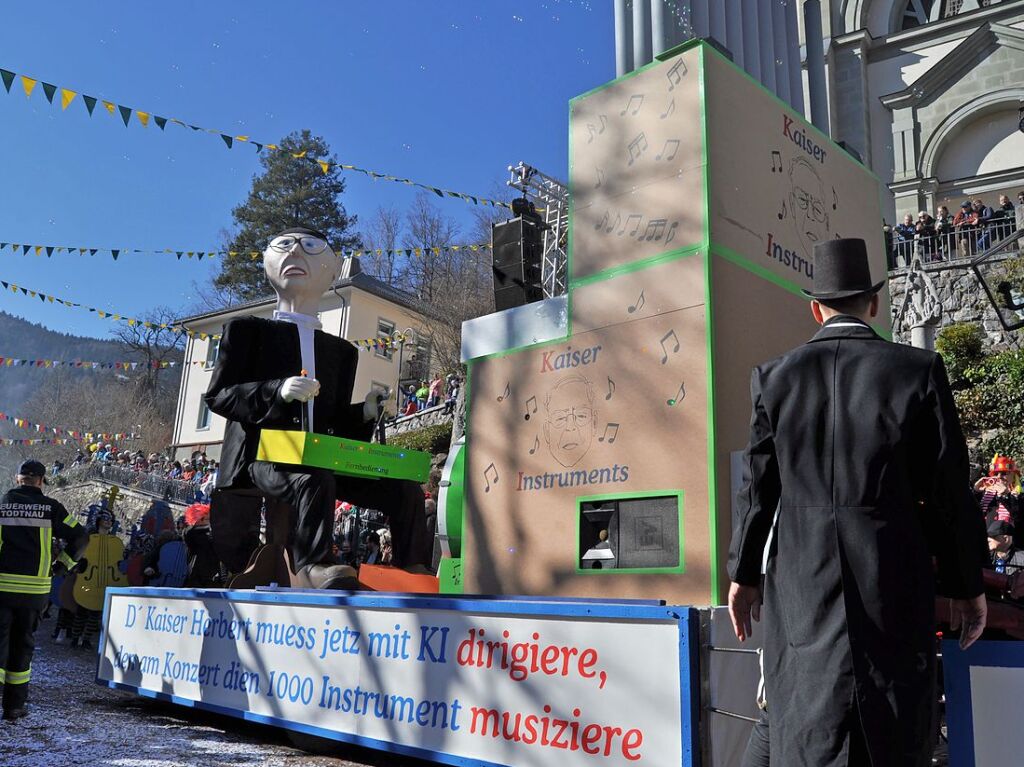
top-left (98, 588), bottom-right (701, 767)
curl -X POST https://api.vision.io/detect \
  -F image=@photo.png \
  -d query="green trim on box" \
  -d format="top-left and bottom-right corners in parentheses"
top-left (699, 47), bottom-right (721, 606)
top-left (655, 37), bottom-right (704, 62)
top-left (711, 242), bottom-right (810, 299)
top-left (569, 244), bottom-right (705, 288)
top-left (574, 489), bottom-right (685, 575)
top-left (700, 43), bottom-right (883, 184)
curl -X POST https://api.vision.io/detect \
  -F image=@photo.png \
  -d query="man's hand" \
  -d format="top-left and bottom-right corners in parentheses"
top-left (280, 376), bottom-right (320, 403)
top-left (728, 581), bottom-right (763, 642)
top-left (363, 386), bottom-right (391, 421)
top-left (949, 594), bottom-right (987, 650)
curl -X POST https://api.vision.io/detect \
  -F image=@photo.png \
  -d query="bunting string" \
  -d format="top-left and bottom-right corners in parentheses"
top-left (0, 437), bottom-right (75, 447)
top-left (0, 240), bottom-right (491, 262)
top-left (0, 410), bottom-right (138, 442)
top-left (0, 355), bottom-right (179, 370)
top-left (0, 65), bottom-right (512, 210)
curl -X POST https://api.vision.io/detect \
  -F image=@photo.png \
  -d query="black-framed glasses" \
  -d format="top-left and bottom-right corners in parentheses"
top-left (268, 235), bottom-right (329, 255)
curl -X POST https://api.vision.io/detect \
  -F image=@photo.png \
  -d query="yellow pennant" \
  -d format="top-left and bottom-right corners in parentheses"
top-left (20, 76), bottom-right (36, 98)
top-left (102, 100), bottom-right (116, 115)
top-left (60, 88), bottom-right (77, 110)
top-left (136, 110), bottom-right (150, 127)
top-left (318, 160), bottom-right (330, 175)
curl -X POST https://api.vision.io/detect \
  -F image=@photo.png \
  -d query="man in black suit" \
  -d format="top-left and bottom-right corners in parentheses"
top-left (727, 239), bottom-right (987, 767)
top-left (205, 227), bottom-right (432, 589)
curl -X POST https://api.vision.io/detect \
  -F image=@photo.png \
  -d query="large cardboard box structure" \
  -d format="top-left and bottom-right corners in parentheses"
top-left (456, 41), bottom-right (890, 605)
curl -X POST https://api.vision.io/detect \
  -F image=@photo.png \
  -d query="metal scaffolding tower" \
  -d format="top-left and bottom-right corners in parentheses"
top-left (507, 162), bottom-right (569, 298)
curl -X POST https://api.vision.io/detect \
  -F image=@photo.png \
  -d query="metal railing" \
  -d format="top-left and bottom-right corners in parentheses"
top-left (889, 220), bottom-right (1021, 269)
top-left (60, 462), bottom-right (201, 505)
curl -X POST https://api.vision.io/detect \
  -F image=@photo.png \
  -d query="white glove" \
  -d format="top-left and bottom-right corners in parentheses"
top-left (363, 386), bottom-right (391, 421)
top-left (280, 376), bottom-right (320, 403)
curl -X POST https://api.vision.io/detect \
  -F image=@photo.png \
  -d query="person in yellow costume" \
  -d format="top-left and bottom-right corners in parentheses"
top-left (70, 508), bottom-right (126, 649)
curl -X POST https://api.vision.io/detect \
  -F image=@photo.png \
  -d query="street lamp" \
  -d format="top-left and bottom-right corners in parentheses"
top-left (393, 327), bottom-right (415, 414)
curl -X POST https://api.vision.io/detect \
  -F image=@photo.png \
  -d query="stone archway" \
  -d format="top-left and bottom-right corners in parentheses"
top-left (920, 88), bottom-right (1024, 180)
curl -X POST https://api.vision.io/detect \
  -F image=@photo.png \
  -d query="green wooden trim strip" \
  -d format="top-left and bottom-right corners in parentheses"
top-left (569, 244), bottom-right (705, 288)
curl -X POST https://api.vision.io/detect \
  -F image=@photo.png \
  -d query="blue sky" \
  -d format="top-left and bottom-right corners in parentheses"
top-left (0, 1), bottom-right (613, 340)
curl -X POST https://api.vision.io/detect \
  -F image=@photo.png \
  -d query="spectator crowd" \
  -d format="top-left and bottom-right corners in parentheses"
top-left (64, 443), bottom-right (218, 503)
top-left (887, 191), bottom-right (1022, 267)
top-left (398, 373), bottom-right (461, 417)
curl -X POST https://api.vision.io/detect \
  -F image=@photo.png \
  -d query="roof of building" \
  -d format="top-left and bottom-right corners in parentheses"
top-left (176, 261), bottom-right (440, 327)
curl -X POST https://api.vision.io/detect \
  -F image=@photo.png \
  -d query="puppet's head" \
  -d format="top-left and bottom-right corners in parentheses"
top-left (264, 226), bottom-right (340, 309)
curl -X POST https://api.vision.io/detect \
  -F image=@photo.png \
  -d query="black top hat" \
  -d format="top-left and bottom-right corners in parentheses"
top-left (802, 238), bottom-right (885, 300)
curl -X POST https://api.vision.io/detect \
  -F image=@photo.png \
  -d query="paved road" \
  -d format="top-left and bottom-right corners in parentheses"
top-left (4, 612), bottom-right (434, 767)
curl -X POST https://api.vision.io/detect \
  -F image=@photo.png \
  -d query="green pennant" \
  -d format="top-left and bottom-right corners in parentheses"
top-left (111, 249), bottom-right (120, 260)
top-left (0, 69), bottom-right (14, 93)
top-left (41, 82), bottom-right (57, 103)
top-left (45, 247), bottom-right (53, 257)
top-left (117, 105), bottom-right (132, 127)
top-left (82, 95), bottom-right (97, 115)
top-left (153, 115), bottom-right (167, 130)
top-left (220, 134), bottom-right (233, 149)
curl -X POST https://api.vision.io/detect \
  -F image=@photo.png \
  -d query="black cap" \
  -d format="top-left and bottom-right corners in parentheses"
top-left (18, 459), bottom-right (46, 478)
top-left (802, 238), bottom-right (885, 300)
top-left (988, 519), bottom-right (1015, 538)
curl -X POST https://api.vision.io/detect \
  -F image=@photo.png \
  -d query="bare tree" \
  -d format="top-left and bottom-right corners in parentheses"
top-left (362, 205), bottom-right (405, 284)
top-left (112, 306), bottom-right (185, 398)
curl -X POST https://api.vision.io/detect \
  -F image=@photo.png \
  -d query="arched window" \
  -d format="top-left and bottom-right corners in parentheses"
top-left (899, 0), bottom-right (935, 30)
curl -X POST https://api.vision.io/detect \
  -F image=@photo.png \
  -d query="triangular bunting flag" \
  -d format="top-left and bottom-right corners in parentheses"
top-left (20, 76), bottom-right (37, 98)
top-left (21, 245), bottom-right (29, 255)
top-left (252, 142), bottom-right (263, 152)
top-left (60, 88), bottom-right (77, 110)
top-left (102, 100), bottom-right (116, 115)
top-left (154, 115), bottom-right (167, 130)
top-left (89, 249), bottom-right (97, 256)
top-left (117, 105), bottom-right (132, 126)
top-left (82, 95), bottom-right (97, 115)
top-left (45, 247), bottom-right (53, 257)
top-left (318, 161), bottom-right (330, 174)
top-left (220, 134), bottom-right (233, 149)
top-left (136, 110), bottom-right (150, 127)
top-left (111, 249), bottom-right (120, 260)
top-left (41, 82), bottom-right (57, 103)
top-left (0, 69), bottom-right (14, 93)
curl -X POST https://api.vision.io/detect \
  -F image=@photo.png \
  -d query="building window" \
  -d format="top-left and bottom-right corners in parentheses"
top-left (204, 337), bottom-right (221, 369)
top-left (899, 0), bottom-right (933, 30)
top-left (197, 397), bottom-right (211, 430)
top-left (376, 318), bottom-right (396, 361)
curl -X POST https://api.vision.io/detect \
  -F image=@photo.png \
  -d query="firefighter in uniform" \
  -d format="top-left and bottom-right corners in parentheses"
top-left (0, 460), bottom-right (87, 721)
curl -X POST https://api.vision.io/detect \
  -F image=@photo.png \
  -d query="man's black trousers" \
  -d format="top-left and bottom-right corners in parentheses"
top-left (0, 604), bottom-right (39, 712)
top-left (249, 463), bottom-right (432, 571)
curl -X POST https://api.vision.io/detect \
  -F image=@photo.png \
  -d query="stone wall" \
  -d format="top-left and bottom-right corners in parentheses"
top-left (49, 480), bottom-right (186, 530)
top-left (887, 254), bottom-right (1022, 349)
top-left (386, 404), bottom-right (453, 437)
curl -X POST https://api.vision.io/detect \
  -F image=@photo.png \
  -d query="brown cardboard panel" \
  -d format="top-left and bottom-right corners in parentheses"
top-left (570, 48), bottom-right (704, 281)
top-left (571, 250), bottom-right (706, 336)
top-left (709, 254), bottom-right (819, 600)
top-left (464, 305), bottom-right (713, 604)
top-left (704, 49), bottom-right (889, 317)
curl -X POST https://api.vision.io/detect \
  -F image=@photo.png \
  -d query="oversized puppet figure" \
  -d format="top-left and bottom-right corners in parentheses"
top-left (204, 226), bottom-right (432, 589)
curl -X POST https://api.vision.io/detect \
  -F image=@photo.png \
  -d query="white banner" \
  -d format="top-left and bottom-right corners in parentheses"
top-left (99, 592), bottom-right (686, 767)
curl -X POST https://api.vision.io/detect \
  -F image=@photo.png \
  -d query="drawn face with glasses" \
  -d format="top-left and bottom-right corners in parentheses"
top-left (263, 229), bottom-right (340, 307)
top-left (789, 158), bottom-right (830, 257)
top-left (543, 376), bottom-right (597, 468)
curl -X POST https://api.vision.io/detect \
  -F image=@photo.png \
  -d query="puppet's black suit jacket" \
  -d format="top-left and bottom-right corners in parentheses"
top-left (204, 317), bottom-right (373, 490)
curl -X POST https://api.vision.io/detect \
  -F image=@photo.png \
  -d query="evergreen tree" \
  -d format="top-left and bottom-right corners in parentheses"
top-left (214, 129), bottom-right (360, 301)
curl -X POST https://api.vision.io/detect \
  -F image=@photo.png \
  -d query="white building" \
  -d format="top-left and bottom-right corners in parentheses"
top-left (170, 260), bottom-right (436, 462)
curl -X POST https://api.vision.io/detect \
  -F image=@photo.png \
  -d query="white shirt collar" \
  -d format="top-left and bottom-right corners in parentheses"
top-left (273, 310), bottom-right (322, 331)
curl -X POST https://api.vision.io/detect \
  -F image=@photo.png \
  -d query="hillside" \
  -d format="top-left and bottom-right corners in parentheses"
top-left (0, 311), bottom-right (152, 410)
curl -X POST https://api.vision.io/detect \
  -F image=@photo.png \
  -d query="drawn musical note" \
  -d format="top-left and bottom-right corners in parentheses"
top-left (594, 210), bottom-right (609, 231)
top-left (483, 463), bottom-right (499, 493)
top-left (667, 383), bottom-right (686, 406)
top-left (627, 133), bottom-right (648, 165)
top-left (524, 396), bottom-right (538, 421)
top-left (598, 114), bottom-right (608, 134)
top-left (618, 213), bottom-right (642, 236)
top-left (620, 94), bottom-right (644, 116)
top-left (666, 59), bottom-right (686, 90)
top-left (665, 221), bottom-right (679, 244)
top-left (660, 98), bottom-right (675, 119)
top-left (587, 124), bottom-right (597, 144)
top-left (594, 167), bottom-right (605, 189)
top-left (598, 422), bottom-right (620, 444)
top-left (641, 218), bottom-right (668, 241)
top-left (496, 381), bottom-right (511, 402)
top-left (627, 289), bottom-right (645, 314)
top-left (655, 139), bottom-right (680, 162)
top-left (777, 200), bottom-right (787, 220)
top-left (605, 376), bottom-right (616, 401)
top-left (771, 150), bottom-right (783, 173)
top-left (528, 436), bottom-right (540, 455)
top-left (605, 213), bottom-right (620, 234)
top-left (832, 187), bottom-right (838, 210)
top-left (659, 329), bottom-right (680, 364)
